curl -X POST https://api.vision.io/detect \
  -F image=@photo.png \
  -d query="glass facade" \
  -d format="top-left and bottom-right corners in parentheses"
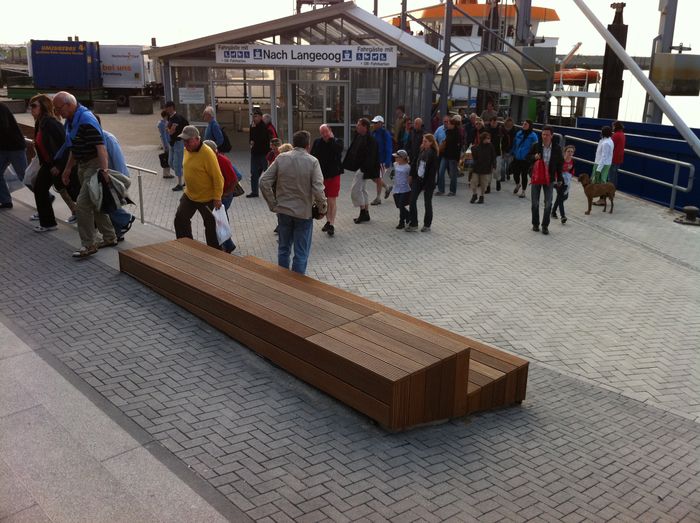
top-left (162, 7), bottom-right (440, 149)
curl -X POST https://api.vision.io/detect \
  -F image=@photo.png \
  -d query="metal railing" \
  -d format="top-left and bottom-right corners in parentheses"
top-left (126, 164), bottom-right (158, 224)
top-left (562, 135), bottom-right (695, 210)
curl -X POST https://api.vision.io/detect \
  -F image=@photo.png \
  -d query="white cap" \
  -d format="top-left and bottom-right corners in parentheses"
top-left (371, 115), bottom-right (384, 123)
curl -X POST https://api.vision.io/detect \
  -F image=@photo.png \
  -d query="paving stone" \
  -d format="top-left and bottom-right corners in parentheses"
top-left (2, 145), bottom-right (700, 523)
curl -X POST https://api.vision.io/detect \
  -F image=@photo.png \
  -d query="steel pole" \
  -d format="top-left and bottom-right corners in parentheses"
top-left (438, 0), bottom-right (454, 118)
top-left (138, 173), bottom-right (145, 224)
top-left (572, 0), bottom-right (700, 160)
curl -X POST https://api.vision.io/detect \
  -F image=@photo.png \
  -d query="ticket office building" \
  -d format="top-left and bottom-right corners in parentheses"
top-left (149, 3), bottom-right (442, 149)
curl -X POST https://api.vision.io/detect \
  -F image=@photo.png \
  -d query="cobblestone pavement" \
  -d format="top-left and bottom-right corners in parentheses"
top-left (125, 144), bottom-right (700, 423)
top-left (2, 120), bottom-right (699, 520)
top-left (2, 208), bottom-right (699, 522)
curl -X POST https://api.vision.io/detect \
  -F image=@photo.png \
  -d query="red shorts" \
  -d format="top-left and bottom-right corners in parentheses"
top-left (324, 175), bottom-right (341, 198)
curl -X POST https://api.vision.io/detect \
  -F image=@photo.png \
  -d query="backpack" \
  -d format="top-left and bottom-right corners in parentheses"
top-left (219, 128), bottom-right (232, 153)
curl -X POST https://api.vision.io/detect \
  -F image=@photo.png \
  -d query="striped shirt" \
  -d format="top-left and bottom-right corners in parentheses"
top-left (70, 123), bottom-right (104, 162)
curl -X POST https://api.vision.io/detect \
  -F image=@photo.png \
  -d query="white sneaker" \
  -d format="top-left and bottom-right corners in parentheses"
top-left (66, 214), bottom-right (78, 224)
top-left (34, 225), bottom-right (57, 233)
top-left (30, 213), bottom-right (40, 221)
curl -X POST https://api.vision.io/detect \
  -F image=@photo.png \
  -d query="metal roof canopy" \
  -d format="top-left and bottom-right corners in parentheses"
top-left (434, 52), bottom-right (531, 97)
top-left (148, 2), bottom-right (443, 66)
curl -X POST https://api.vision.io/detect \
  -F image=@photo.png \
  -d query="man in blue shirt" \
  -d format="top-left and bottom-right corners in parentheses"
top-left (202, 106), bottom-right (224, 148)
top-left (433, 115), bottom-right (450, 145)
top-left (370, 115), bottom-right (393, 205)
top-left (95, 115), bottom-right (134, 241)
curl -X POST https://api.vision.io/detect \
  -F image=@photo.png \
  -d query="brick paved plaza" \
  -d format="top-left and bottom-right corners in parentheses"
top-left (1, 109), bottom-right (699, 521)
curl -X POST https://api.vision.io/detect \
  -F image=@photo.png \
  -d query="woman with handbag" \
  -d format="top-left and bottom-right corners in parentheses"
top-left (29, 94), bottom-right (73, 232)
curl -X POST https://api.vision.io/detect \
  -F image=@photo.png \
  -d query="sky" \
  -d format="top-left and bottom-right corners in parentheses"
top-left (2, 0), bottom-right (695, 55)
top-left (2, 0), bottom-right (697, 125)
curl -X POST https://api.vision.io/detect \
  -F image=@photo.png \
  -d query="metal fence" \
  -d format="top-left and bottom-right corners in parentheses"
top-left (561, 135), bottom-right (695, 210)
top-left (126, 164), bottom-right (157, 224)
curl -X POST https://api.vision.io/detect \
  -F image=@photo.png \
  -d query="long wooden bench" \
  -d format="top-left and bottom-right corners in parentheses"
top-left (119, 239), bottom-right (528, 430)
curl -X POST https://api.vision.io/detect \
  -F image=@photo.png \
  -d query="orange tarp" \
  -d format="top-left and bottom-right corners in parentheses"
top-left (391, 4), bottom-right (559, 24)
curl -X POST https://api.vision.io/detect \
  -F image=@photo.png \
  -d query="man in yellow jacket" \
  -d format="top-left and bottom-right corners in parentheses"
top-left (173, 125), bottom-right (224, 248)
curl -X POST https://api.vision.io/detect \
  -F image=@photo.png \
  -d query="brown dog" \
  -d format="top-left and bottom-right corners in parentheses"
top-left (579, 173), bottom-right (615, 215)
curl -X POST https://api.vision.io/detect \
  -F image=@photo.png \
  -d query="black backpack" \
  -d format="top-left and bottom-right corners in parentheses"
top-left (219, 128), bottom-right (232, 153)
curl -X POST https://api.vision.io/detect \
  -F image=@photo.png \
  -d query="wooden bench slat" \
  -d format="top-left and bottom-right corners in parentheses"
top-left (306, 333), bottom-right (410, 383)
top-left (372, 312), bottom-right (469, 354)
top-left (164, 241), bottom-right (366, 322)
top-left (120, 251), bottom-right (318, 339)
top-left (135, 246), bottom-right (341, 333)
top-left (337, 322), bottom-right (441, 367)
top-left (322, 326), bottom-right (428, 374)
top-left (353, 315), bottom-right (460, 360)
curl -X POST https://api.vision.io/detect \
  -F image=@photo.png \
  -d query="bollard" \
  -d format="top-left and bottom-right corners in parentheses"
top-left (129, 96), bottom-right (154, 115)
top-left (93, 100), bottom-right (118, 114)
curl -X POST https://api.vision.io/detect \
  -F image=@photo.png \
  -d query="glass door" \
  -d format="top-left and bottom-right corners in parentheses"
top-left (291, 82), bottom-right (324, 141)
top-left (324, 84), bottom-right (348, 147)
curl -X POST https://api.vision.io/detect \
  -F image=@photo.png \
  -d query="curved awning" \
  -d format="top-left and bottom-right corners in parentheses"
top-left (434, 52), bottom-right (531, 98)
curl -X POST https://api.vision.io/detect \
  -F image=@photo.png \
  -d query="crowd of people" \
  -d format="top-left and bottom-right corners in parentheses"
top-left (0, 94), bottom-right (135, 257)
top-left (0, 96), bottom-right (625, 272)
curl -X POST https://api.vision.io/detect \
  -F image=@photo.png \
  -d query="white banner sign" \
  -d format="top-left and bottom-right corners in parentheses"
top-left (178, 87), bottom-right (205, 105)
top-left (216, 44), bottom-right (397, 68)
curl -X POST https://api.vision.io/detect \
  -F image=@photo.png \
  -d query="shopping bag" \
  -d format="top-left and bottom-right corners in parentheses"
top-left (211, 206), bottom-right (232, 245)
top-left (3, 165), bottom-right (25, 193)
top-left (24, 157), bottom-right (40, 189)
top-left (530, 159), bottom-right (550, 185)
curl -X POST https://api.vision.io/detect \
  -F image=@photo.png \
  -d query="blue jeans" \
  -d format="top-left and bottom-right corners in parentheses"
top-left (0, 149), bottom-right (28, 204)
top-left (277, 213), bottom-right (313, 274)
top-left (609, 163), bottom-right (620, 187)
top-left (531, 183), bottom-right (553, 228)
top-left (169, 141), bottom-right (185, 179)
top-left (250, 153), bottom-right (268, 196)
top-left (436, 158), bottom-right (458, 194)
top-left (553, 185), bottom-right (569, 218)
top-left (221, 193), bottom-right (235, 252)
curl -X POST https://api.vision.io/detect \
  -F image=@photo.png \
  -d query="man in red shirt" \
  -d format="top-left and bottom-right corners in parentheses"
top-left (596, 121), bottom-right (625, 205)
top-left (203, 139), bottom-right (238, 253)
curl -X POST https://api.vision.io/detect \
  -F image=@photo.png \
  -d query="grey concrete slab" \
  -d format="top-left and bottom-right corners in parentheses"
top-left (0, 406), bottom-right (160, 523)
top-left (0, 351), bottom-right (141, 462)
top-left (1, 504), bottom-right (52, 523)
top-left (0, 459), bottom-right (36, 519)
top-left (0, 371), bottom-right (39, 419)
top-left (0, 321), bottom-right (30, 361)
top-left (102, 446), bottom-right (240, 523)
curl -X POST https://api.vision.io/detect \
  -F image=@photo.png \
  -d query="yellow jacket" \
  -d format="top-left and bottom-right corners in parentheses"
top-left (183, 143), bottom-right (224, 202)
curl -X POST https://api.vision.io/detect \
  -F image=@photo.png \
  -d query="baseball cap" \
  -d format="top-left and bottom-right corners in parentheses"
top-left (164, 100), bottom-right (175, 108)
top-left (371, 115), bottom-right (384, 123)
top-left (392, 149), bottom-right (408, 159)
top-left (178, 125), bottom-right (200, 140)
top-left (203, 139), bottom-right (218, 152)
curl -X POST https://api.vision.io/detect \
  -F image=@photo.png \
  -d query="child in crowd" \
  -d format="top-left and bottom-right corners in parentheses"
top-left (266, 138), bottom-right (282, 166)
top-left (470, 132), bottom-right (497, 204)
top-left (391, 149), bottom-right (412, 229)
top-left (552, 145), bottom-right (575, 224)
